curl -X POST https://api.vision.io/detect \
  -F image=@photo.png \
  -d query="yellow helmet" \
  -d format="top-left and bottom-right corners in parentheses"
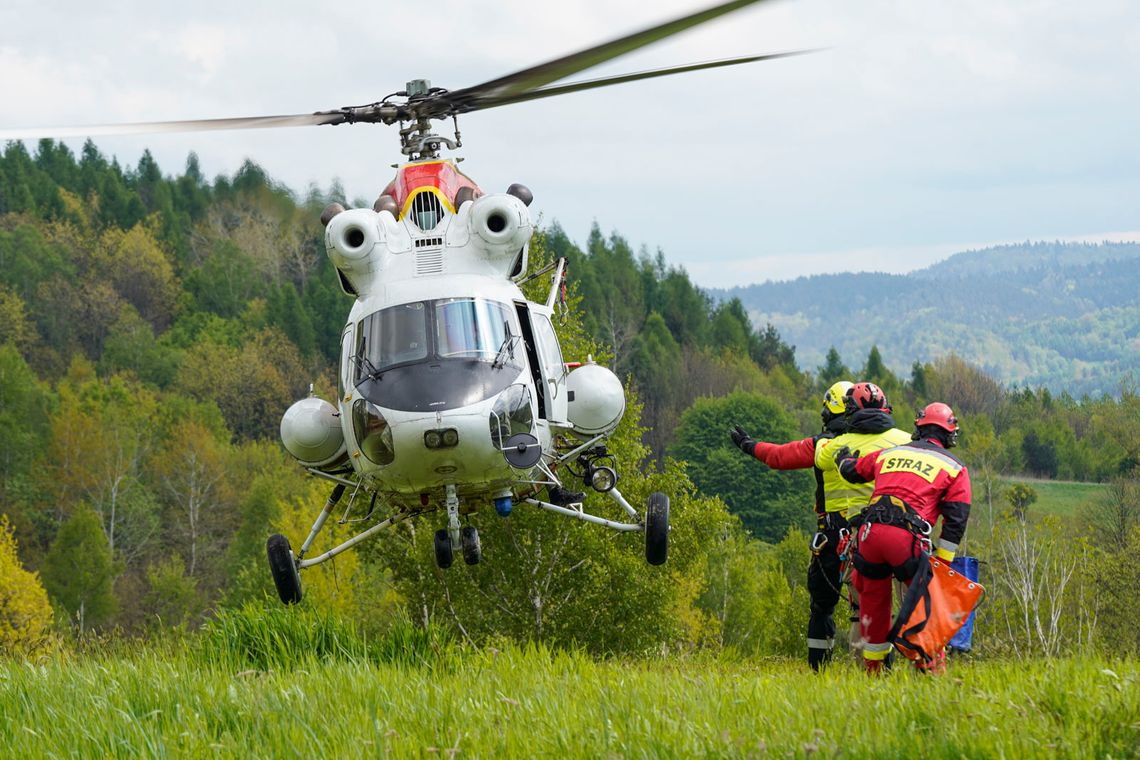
top-left (822, 380), bottom-right (854, 420)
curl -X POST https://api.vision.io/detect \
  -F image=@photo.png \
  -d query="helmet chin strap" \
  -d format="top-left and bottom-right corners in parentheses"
top-left (913, 425), bottom-right (956, 448)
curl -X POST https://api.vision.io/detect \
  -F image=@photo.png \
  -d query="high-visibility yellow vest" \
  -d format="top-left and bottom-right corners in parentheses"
top-left (814, 427), bottom-right (912, 517)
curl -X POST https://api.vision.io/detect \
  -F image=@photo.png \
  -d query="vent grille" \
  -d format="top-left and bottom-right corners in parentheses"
top-left (409, 192), bottom-right (443, 231)
top-left (415, 237), bottom-right (444, 249)
top-left (415, 249), bottom-right (445, 276)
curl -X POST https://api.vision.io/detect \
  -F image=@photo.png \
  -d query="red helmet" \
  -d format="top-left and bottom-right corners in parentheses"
top-left (846, 382), bottom-right (888, 412)
top-left (915, 402), bottom-right (958, 432)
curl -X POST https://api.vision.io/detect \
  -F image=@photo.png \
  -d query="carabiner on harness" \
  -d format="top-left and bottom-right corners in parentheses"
top-left (836, 527), bottom-right (851, 560)
top-left (811, 531), bottom-right (829, 554)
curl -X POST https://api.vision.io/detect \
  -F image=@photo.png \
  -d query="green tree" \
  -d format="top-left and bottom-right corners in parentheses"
top-left (175, 327), bottom-right (309, 440)
top-left (698, 530), bottom-right (805, 656)
top-left (45, 364), bottom-right (161, 561)
top-left (669, 392), bottom-right (814, 541)
top-left (910, 361), bottom-right (928, 397)
top-left (861, 344), bottom-right (900, 394)
top-left (152, 420), bottom-right (231, 579)
top-left (1080, 478), bottom-right (1140, 552)
top-left (925, 353), bottom-right (1004, 417)
top-left (629, 312), bottom-right (682, 462)
top-left (0, 285), bottom-right (33, 349)
top-left (1004, 483), bottom-right (1038, 521)
top-left (0, 344), bottom-right (52, 505)
top-left (41, 507), bottom-right (119, 631)
top-left (817, 347), bottom-right (850, 389)
top-left (1021, 431), bottom-right (1058, 478)
top-left (143, 557), bottom-right (201, 628)
top-left (752, 323), bottom-right (797, 374)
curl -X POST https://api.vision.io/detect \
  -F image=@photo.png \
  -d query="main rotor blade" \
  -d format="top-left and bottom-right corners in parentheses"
top-left (0, 112), bottom-right (348, 141)
top-left (443, 0), bottom-right (776, 109)
top-left (458, 50), bottom-right (817, 113)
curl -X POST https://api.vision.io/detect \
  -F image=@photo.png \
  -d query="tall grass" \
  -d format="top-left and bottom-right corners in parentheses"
top-left (198, 602), bottom-right (455, 670)
top-left (2, 638), bottom-right (1136, 758)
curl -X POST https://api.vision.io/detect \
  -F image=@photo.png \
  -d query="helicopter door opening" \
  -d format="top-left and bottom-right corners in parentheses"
top-left (514, 303), bottom-right (546, 420)
top-left (532, 312), bottom-right (568, 425)
top-left (514, 303), bottom-right (567, 424)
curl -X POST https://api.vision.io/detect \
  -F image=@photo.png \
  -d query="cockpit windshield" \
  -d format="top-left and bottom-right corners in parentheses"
top-left (355, 298), bottom-right (520, 381)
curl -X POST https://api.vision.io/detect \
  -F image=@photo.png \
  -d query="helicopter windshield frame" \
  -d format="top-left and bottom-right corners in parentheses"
top-left (355, 297), bottom-right (522, 382)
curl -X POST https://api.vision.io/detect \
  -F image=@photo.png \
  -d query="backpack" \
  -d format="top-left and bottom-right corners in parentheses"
top-left (889, 554), bottom-right (985, 667)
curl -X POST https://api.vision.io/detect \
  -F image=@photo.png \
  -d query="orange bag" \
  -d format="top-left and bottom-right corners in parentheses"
top-left (889, 554), bottom-right (985, 666)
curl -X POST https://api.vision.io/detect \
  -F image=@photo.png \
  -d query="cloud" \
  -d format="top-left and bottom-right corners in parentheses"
top-left (2, 0), bottom-right (1138, 291)
top-left (172, 24), bottom-right (233, 82)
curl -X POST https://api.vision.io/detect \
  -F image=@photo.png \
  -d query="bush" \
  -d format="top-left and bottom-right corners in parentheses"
top-left (0, 515), bottom-right (55, 658)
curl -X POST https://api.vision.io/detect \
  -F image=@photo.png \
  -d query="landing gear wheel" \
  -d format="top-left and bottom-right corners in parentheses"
top-left (266, 534), bottom-right (303, 604)
top-left (434, 529), bottom-right (454, 569)
top-left (461, 526), bottom-right (482, 565)
top-left (645, 492), bottom-right (670, 566)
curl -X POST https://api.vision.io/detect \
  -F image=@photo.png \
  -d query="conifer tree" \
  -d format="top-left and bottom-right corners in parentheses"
top-left (41, 507), bottom-right (119, 631)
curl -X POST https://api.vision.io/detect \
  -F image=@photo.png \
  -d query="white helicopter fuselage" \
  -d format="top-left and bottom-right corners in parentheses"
top-left (338, 271), bottom-right (559, 503)
top-left (280, 164), bottom-right (607, 514)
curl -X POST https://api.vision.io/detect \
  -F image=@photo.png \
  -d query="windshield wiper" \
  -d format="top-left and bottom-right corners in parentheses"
top-left (354, 353), bottom-right (383, 384)
top-left (492, 325), bottom-right (517, 369)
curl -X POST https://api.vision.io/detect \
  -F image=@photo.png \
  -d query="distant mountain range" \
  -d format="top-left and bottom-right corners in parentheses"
top-left (715, 241), bottom-right (1140, 396)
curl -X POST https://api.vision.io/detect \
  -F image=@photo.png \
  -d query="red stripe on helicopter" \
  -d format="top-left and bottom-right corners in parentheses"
top-left (379, 160), bottom-right (482, 213)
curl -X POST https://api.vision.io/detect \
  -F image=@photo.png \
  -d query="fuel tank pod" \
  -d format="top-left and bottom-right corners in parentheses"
top-left (565, 362), bottom-right (626, 437)
top-left (280, 396), bottom-right (348, 471)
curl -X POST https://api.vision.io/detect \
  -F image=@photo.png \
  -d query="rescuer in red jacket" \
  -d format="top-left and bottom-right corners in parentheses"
top-left (834, 402), bottom-right (972, 673)
top-left (729, 380), bottom-right (852, 670)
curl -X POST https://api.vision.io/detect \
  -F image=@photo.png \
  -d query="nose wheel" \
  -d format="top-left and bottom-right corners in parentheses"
top-left (435, 525), bottom-right (481, 568)
top-left (461, 526), bottom-right (482, 565)
top-left (434, 529), bottom-right (454, 569)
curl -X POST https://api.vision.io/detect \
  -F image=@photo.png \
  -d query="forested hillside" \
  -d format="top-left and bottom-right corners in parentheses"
top-left (720, 241), bottom-right (1140, 396)
top-left (1, 139), bottom-right (1137, 659)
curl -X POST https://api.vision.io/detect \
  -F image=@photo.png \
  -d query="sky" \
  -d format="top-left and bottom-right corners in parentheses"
top-left (1, 0), bottom-right (1138, 288)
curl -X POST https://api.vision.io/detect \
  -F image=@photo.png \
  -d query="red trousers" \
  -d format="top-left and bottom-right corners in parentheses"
top-left (851, 523), bottom-right (922, 669)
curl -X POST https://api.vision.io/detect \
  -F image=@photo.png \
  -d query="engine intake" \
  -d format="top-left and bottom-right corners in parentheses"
top-left (469, 194), bottom-right (532, 252)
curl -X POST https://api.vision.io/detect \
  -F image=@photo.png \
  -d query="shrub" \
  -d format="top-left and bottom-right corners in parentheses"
top-left (0, 515), bottom-right (55, 658)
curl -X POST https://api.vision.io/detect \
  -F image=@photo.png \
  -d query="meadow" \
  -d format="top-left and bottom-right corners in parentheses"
top-left (1, 608), bottom-right (1136, 759)
top-left (1005, 479), bottom-right (1108, 518)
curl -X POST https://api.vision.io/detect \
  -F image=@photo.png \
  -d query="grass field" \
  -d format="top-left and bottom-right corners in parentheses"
top-left (968, 479), bottom-right (1107, 534)
top-left (1002, 478), bottom-right (1109, 518)
top-left (2, 642), bottom-right (1136, 758)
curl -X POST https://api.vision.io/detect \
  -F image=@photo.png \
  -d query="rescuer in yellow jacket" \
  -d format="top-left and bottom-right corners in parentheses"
top-left (730, 380), bottom-right (853, 670)
top-left (813, 382), bottom-right (912, 653)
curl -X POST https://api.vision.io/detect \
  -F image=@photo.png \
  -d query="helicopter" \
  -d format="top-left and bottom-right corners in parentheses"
top-left (0, 0), bottom-right (812, 604)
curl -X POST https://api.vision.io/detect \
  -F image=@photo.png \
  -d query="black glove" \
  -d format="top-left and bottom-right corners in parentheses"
top-left (833, 445), bottom-right (860, 465)
top-left (730, 425), bottom-right (755, 454)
